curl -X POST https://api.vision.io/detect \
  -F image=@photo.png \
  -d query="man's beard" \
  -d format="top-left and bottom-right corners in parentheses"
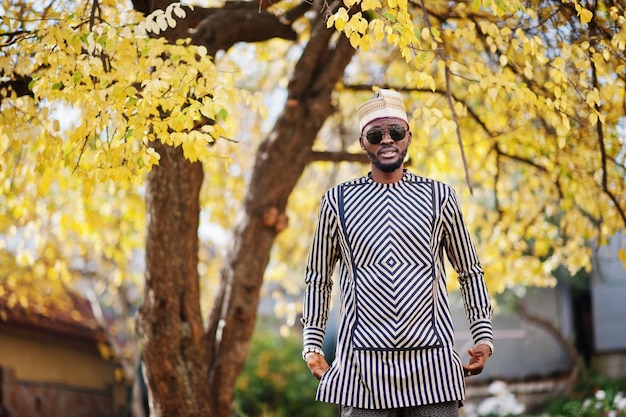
top-left (366, 148), bottom-right (407, 173)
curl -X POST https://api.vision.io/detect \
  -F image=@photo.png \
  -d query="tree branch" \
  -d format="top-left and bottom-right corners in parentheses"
top-left (190, 2), bottom-right (298, 55)
top-left (495, 145), bottom-right (548, 173)
top-left (419, 0), bottom-right (473, 193)
top-left (131, 0), bottom-right (299, 52)
top-left (591, 53), bottom-right (626, 231)
top-left (494, 144), bottom-right (565, 200)
top-left (517, 300), bottom-right (579, 394)
top-left (0, 77), bottom-right (33, 101)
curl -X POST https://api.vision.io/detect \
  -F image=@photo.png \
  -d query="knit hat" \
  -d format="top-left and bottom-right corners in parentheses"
top-left (357, 89), bottom-right (408, 133)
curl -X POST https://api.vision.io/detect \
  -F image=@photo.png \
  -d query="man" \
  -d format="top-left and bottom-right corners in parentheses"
top-left (301, 89), bottom-right (494, 417)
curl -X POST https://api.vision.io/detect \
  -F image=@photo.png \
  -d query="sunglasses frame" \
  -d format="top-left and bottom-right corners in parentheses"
top-left (364, 125), bottom-right (408, 144)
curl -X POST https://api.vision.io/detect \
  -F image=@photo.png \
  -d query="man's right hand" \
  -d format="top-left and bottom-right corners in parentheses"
top-left (305, 352), bottom-right (330, 380)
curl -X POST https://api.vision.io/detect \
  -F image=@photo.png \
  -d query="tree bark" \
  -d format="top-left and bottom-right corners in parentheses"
top-left (205, 3), bottom-right (357, 415)
top-left (138, 142), bottom-right (210, 416)
top-left (132, 0), bottom-right (357, 415)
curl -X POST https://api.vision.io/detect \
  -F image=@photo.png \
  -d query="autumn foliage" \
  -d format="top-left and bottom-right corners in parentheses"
top-left (2, 0), bottom-right (626, 416)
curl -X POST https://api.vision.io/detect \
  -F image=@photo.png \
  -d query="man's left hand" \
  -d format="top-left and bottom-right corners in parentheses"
top-left (463, 344), bottom-right (490, 377)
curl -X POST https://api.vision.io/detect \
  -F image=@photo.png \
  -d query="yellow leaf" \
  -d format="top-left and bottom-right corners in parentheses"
top-left (359, 34), bottom-right (375, 52)
top-left (115, 368), bottom-right (128, 383)
top-left (579, 7), bottom-right (593, 25)
top-left (18, 294), bottom-right (29, 308)
top-left (98, 342), bottom-right (113, 360)
top-left (327, 15), bottom-right (336, 29)
top-left (350, 32), bottom-right (361, 48)
top-left (371, 20), bottom-right (385, 42)
top-left (334, 8), bottom-right (349, 31)
top-left (361, 0), bottom-right (382, 11)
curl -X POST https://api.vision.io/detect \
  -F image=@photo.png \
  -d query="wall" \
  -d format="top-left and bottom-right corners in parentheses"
top-left (451, 286), bottom-right (572, 382)
top-left (591, 231), bottom-right (626, 379)
top-left (0, 325), bottom-right (125, 417)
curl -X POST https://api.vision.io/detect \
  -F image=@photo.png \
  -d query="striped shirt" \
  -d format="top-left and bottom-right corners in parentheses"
top-left (302, 170), bottom-right (493, 409)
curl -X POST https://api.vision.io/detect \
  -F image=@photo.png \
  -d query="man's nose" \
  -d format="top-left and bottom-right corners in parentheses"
top-left (380, 130), bottom-right (394, 144)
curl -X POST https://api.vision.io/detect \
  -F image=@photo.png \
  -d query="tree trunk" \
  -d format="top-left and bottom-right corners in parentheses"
top-left (205, 5), bottom-right (357, 415)
top-left (133, 0), bottom-right (357, 415)
top-left (138, 142), bottom-right (210, 416)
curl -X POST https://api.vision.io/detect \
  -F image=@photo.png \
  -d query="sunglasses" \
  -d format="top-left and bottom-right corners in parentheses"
top-left (364, 126), bottom-right (407, 144)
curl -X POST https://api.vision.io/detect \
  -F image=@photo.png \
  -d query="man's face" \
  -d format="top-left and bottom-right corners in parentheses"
top-left (361, 118), bottom-right (411, 173)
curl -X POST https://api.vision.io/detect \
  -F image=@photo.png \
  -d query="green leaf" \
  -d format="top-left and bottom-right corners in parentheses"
top-left (52, 82), bottom-right (63, 90)
top-left (383, 12), bottom-right (396, 23)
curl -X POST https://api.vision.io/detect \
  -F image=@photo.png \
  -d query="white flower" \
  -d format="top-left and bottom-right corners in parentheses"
top-left (614, 392), bottom-right (626, 410)
top-left (596, 390), bottom-right (607, 401)
top-left (477, 397), bottom-right (499, 416)
top-left (511, 401), bottom-right (526, 415)
top-left (487, 380), bottom-right (510, 396)
top-left (476, 387), bottom-right (525, 416)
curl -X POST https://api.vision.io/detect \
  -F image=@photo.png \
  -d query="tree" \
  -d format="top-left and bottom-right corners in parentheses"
top-left (2, 0), bottom-right (625, 416)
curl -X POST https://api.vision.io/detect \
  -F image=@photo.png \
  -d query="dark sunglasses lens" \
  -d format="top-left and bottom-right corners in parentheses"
top-left (366, 130), bottom-right (384, 144)
top-left (365, 127), bottom-right (407, 143)
top-left (389, 127), bottom-right (406, 140)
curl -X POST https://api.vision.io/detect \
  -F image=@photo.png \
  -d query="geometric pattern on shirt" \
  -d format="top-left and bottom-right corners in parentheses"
top-left (339, 180), bottom-right (443, 350)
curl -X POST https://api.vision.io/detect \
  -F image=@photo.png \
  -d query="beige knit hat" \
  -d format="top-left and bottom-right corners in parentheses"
top-left (357, 89), bottom-right (408, 133)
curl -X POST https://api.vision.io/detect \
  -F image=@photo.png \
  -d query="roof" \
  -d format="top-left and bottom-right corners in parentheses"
top-left (0, 285), bottom-right (104, 343)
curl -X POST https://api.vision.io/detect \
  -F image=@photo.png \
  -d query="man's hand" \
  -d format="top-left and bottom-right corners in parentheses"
top-left (305, 352), bottom-right (330, 380)
top-left (462, 344), bottom-right (491, 377)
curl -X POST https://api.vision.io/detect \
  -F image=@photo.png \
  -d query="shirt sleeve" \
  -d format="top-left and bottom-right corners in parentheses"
top-left (301, 193), bottom-right (340, 351)
top-left (442, 188), bottom-right (494, 346)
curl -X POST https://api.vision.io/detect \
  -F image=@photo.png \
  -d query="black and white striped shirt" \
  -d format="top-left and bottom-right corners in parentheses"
top-left (302, 170), bottom-right (493, 409)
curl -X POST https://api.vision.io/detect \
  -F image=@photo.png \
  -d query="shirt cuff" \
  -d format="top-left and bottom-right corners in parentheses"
top-left (475, 338), bottom-right (494, 356)
top-left (302, 346), bottom-right (325, 361)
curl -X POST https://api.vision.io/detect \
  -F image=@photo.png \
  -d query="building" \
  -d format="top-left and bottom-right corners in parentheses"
top-left (0, 287), bottom-right (128, 417)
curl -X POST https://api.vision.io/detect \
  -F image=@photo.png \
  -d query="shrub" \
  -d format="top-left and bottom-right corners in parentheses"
top-left (545, 388), bottom-right (626, 417)
top-left (544, 373), bottom-right (626, 417)
top-left (232, 323), bottom-right (337, 417)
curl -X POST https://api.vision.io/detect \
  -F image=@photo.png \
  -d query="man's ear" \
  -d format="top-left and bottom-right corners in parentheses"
top-left (407, 131), bottom-right (412, 146)
top-left (359, 136), bottom-right (366, 150)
